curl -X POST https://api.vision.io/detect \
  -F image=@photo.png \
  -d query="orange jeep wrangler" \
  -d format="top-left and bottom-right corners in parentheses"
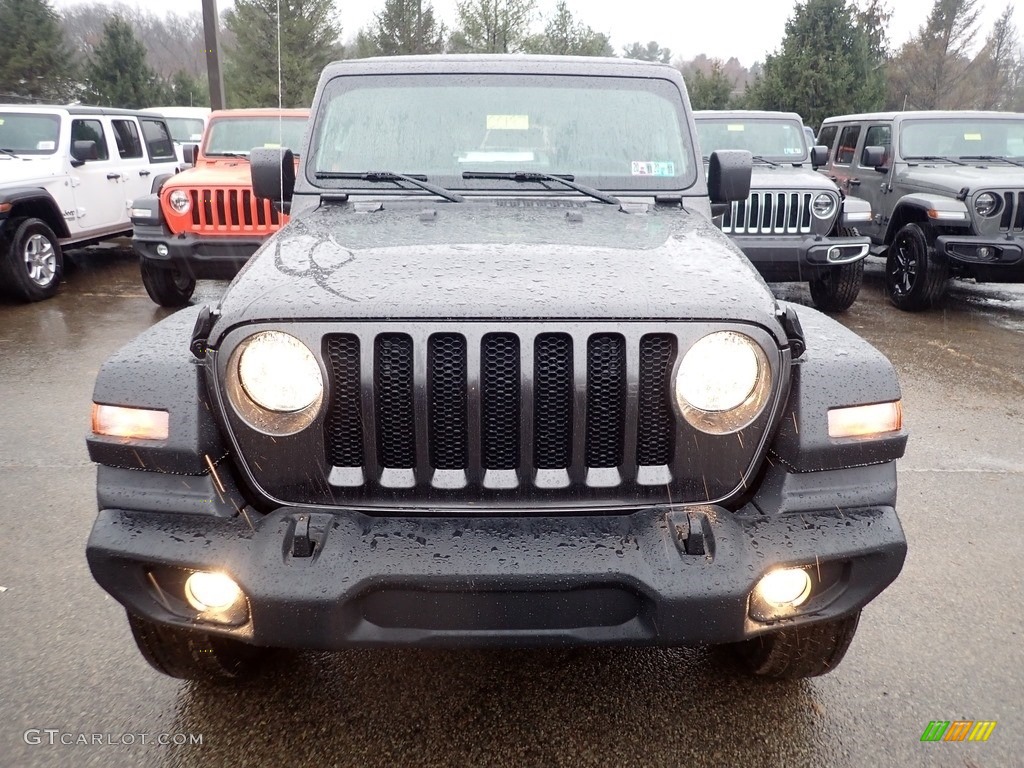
top-left (130, 108), bottom-right (309, 306)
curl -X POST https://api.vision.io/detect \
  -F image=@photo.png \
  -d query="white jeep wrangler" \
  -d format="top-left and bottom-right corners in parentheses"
top-left (0, 105), bottom-right (180, 301)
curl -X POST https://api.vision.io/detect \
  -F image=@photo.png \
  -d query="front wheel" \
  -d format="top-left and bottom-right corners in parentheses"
top-left (140, 258), bottom-right (196, 307)
top-left (808, 260), bottom-right (864, 312)
top-left (886, 223), bottom-right (948, 311)
top-left (0, 217), bottom-right (64, 301)
top-left (127, 612), bottom-right (267, 681)
top-left (727, 611), bottom-right (861, 679)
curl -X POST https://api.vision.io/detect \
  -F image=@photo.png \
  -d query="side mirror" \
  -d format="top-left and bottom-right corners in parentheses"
top-left (71, 139), bottom-right (98, 165)
top-left (810, 145), bottom-right (829, 169)
top-left (251, 147), bottom-right (295, 205)
top-left (182, 144), bottom-right (199, 166)
top-left (707, 149), bottom-right (752, 204)
top-left (862, 145), bottom-right (886, 169)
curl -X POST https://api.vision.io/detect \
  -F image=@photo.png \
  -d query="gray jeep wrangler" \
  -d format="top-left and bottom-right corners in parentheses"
top-left (86, 56), bottom-right (908, 683)
top-left (819, 111), bottom-right (1024, 310)
top-left (695, 111), bottom-right (872, 312)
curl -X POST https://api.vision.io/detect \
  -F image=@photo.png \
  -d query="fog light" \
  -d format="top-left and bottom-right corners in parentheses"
top-left (977, 246), bottom-right (993, 260)
top-left (156, 244), bottom-right (169, 257)
top-left (184, 571), bottom-right (242, 612)
top-left (827, 246), bottom-right (841, 261)
top-left (756, 568), bottom-right (812, 608)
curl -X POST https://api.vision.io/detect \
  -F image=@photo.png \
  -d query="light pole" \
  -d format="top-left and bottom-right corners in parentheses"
top-left (201, 0), bottom-right (226, 109)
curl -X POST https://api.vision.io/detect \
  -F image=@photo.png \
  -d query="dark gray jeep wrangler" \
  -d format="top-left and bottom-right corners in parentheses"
top-left (695, 111), bottom-right (873, 312)
top-left (86, 56), bottom-right (908, 683)
top-left (819, 110), bottom-right (1024, 310)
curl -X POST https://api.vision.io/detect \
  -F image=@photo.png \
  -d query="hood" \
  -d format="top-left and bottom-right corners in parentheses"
top-left (0, 155), bottom-right (64, 187)
top-left (749, 164), bottom-right (836, 191)
top-left (163, 159), bottom-right (253, 189)
top-left (896, 163), bottom-right (1024, 192)
top-left (212, 200), bottom-right (784, 343)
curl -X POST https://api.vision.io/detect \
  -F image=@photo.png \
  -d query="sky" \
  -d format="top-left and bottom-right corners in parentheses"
top-left (53, 0), bottom-right (1013, 66)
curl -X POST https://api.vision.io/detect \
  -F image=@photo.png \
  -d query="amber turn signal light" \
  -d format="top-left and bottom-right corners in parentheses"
top-left (827, 401), bottom-right (902, 439)
top-left (91, 404), bottom-right (169, 440)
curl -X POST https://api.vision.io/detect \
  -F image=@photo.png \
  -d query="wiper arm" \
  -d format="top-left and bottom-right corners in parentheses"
top-left (751, 155), bottom-right (781, 167)
top-left (207, 151), bottom-right (249, 159)
top-left (958, 154), bottom-right (1024, 168)
top-left (904, 155), bottom-right (967, 166)
top-left (315, 171), bottom-right (465, 203)
top-left (462, 171), bottom-right (621, 206)
top-left (0, 147), bottom-right (21, 158)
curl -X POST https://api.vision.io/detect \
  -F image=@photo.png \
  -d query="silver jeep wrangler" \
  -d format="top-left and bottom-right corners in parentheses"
top-left (819, 110), bottom-right (1024, 311)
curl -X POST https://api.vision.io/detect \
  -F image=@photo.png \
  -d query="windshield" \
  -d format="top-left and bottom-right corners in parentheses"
top-left (203, 116), bottom-right (307, 157)
top-left (309, 74), bottom-right (696, 191)
top-left (0, 112), bottom-right (61, 155)
top-left (900, 118), bottom-right (1024, 158)
top-left (164, 117), bottom-right (205, 143)
top-left (695, 118), bottom-right (807, 161)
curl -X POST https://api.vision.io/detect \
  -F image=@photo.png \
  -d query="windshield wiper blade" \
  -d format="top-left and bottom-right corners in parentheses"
top-left (462, 171), bottom-right (621, 206)
top-left (0, 147), bottom-right (20, 158)
top-left (207, 151), bottom-right (249, 159)
top-left (904, 155), bottom-right (967, 166)
top-left (315, 171), bottom-right (465, 203)
top-left (958, 154), bottom-right (1024, 168)
top-left (751, 155), bottom-right (781, 167)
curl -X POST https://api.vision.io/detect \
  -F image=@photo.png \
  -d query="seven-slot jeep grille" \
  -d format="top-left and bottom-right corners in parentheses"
top-left (176, 188), bottom-right (284, 235)
top-left (221, 323), bottom-right (781, 508)
top-left (721, 191), bottom-right (819, 235)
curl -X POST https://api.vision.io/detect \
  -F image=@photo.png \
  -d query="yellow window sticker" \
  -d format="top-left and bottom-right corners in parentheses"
top-left (486, 115), bottom-right (529, 130)
top-left (263, 143), bottom-right (281, 148)
top-left (0, 118), bottom-right (4, 125)
top-left (727, 124), bottom-right (745, 131)
top-left (963, 133), bottom-right (982, 141)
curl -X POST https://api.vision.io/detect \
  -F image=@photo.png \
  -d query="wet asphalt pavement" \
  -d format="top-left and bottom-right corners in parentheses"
top-left (1, 249), bottom-right (1022, 768)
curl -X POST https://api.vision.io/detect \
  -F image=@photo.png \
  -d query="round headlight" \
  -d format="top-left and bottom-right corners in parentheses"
top-left (812, 193), bottom-right (836, 219)
top-left (237, 331), bottom-right (323, 413)
top-left (974, 192), bottom-right (1000, 218)
top-left (168, 189), bottom-right (191, 214)
top-left (675, 331), bottom-right (772, 434)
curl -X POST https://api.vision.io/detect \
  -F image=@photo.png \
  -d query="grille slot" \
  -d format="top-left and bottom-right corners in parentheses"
top-left (585, 334), bottom-right (626, 468)
top-left (175, 187), bottom-right (282, 233)
top-left (428, 334), bottom-right (468, 470)
top-left (481, 334), bottom-right (521, 470)
top-left (375, 334), bottom-right (416, 469)
top-left (324, 335), bottom-right (363, 467)
top-left (636, 335), bottom-right (677, 465)
top-left (533, 333), bottom-right (574, 469)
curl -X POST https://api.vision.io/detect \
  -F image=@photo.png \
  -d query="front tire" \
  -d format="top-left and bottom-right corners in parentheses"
top-left (127, 612), bottom-right (266, 682)
top-left (808, 260), bottom-right (864, 312)
top-left (886, 223), bottom-right (948, 311)
top-left (140, 258), bottom-right (196, 307)
top-left (0, 217), bottom-right (64, 302)
top-left (727, 611), bottom-right (861, 679)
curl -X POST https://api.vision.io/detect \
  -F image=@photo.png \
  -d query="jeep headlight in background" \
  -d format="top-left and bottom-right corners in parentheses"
top-left (812, 193), bottom-right (837, 219)
top-left (168, 189), bottom-right (191, 214)
top-left (674, 331), bottom-right (772, 434)
top-left (226, 331), bottom-right (324, 434)
top-left (973, 192), bottom-right (1001, 218)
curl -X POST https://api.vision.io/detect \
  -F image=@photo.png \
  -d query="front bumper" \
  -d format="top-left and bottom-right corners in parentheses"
top-left (936, 234), bottom-right (1024, 282)
top-left (731, 234), bottom-right (871, 282)
top-left (87, 501), bottom-right (906, 649)
top-left (132, 220), bottom-right (266, 280)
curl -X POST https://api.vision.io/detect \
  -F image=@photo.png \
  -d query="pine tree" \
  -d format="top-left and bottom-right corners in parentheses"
top-left (523, 1), bottom-right (612, 56)
top-left (224, 0), bottom-right (342, 108)
top-left (621, 41), bottom-right (671, 64)
top-left (745, 0), bottom-right (884, 127)
top-left (85, 15), bottom-right (161, 108)
top-left (166, 70), bottom-right (206, 107)
top-left (0, 0), bottom-right (76, 102)
top-left (685, 63), bottom-right (735, 110)
top-left (372, 0), bottom-right (446, 56)
top-left (450, 0), bottom-right (536, 54)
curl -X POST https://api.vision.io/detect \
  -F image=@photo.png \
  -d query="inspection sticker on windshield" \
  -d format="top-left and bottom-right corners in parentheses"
top-left (727, 124), bottom-right (745, 131)
top-left (487, 114), bottom-right (529, 130)
top-left (36, 141), bottom-right (55, 151)
top-left (964, 133), bottom-right (982, 141)
top-left (632, 161), bottom-right (675, 176)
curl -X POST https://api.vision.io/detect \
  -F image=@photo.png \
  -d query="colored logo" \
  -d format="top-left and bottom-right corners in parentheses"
top-left (920, 721), bottom-right (996, 742)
